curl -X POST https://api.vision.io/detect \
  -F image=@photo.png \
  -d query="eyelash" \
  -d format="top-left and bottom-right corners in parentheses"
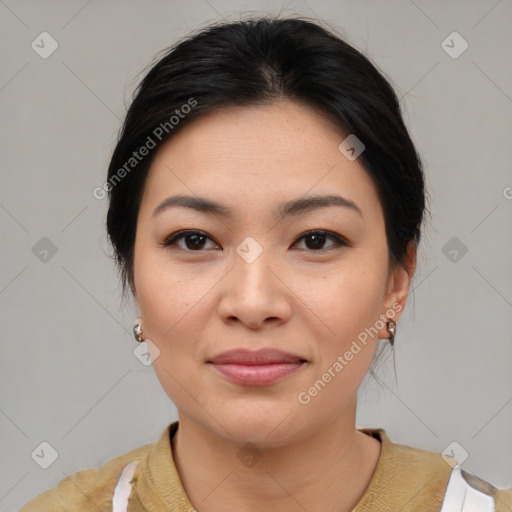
top-left (160, 229), bottom-right (349, 253)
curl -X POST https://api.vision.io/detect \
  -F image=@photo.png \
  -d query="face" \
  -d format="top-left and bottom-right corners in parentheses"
top-left (133, 100), bottom-right (412, 447)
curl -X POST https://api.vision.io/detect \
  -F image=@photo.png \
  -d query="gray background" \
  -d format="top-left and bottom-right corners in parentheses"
top-left (1, 0), bottom-right (511, 509)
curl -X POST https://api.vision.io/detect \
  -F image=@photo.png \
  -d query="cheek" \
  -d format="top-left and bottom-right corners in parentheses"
top-left (313, 262), bottom-right (388, 341)
top-left (303, 269), bottom-right (384, 408)
top-left (137, 275), bottom-right (198, 346)
top-left (135, 256), bottom-right (206, 407)
top-left (134, 243), bottom-right (202, 338)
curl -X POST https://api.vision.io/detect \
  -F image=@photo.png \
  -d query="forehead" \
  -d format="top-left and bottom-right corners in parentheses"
top-left (153, 100), bottom-right (345, 165)
top-left (140, 100), bottom-right (382, 223)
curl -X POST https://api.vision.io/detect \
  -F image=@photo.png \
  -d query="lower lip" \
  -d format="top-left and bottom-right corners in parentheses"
top-left (209, 362), bottom-right (305, 386)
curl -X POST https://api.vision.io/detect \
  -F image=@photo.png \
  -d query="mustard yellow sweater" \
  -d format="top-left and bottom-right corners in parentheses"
top-left (19, 421), bottom-right (512, 511)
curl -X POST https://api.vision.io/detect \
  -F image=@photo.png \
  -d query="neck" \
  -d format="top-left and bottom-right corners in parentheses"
top-left (171, 408), bottom-right (381, 512)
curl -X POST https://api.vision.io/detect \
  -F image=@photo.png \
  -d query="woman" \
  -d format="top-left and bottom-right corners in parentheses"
top-left (20, 15), bottom-right (511, 512)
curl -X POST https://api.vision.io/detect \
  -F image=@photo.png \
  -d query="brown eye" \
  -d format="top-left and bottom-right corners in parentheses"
top-left (162, 230), bottom-right (219, 251)
top-left (293, 230), bottom-right (348, 251)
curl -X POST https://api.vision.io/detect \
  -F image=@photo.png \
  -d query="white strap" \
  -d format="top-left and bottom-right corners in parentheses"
top-left (440, 465), bottom-right (494, 512)
top-left (112, 461), bottom-right (139, 512)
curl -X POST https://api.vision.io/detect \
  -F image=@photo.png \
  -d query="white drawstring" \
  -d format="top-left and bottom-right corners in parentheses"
top-left (112, 461), bottom-right (139, 512)
top-left (440, 465), bottom-right (495, 512)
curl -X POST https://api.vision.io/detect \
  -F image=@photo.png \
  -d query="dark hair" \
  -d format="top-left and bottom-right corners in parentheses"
top-left (106, 15), bottom-right (430, 306)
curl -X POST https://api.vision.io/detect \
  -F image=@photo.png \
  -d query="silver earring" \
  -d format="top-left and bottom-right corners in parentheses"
top-left (133, 320), bottom-right (144, 343)
top-left (386, 319), bottom-right (396, 346)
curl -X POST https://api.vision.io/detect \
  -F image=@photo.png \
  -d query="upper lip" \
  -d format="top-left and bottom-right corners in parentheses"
top-left (208, 348), bottom-right (307, 365)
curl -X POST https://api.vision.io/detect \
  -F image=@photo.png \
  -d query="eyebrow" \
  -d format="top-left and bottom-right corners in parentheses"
top-left (152, 193), bottom-right (363, 219)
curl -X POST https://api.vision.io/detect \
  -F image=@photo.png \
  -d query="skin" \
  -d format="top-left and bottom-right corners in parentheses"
top-left (132, 99), bottom-right (416, 512)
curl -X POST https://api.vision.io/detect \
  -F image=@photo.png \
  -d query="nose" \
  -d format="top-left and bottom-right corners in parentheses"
top-left (217, 247), bottom-right (292, 330)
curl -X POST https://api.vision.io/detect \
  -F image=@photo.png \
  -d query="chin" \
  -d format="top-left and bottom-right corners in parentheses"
top-left (212, 402), bottom-right (312, 448)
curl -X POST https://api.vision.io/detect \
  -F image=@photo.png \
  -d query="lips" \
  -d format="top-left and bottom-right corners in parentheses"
top-left (207, 348), bottom-right (307, 386)
top-left (208, 348), bottom-right (306, 365)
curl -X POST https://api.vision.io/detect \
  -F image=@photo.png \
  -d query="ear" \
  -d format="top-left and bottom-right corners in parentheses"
top-left (378, 240), bottom-right (417, 340)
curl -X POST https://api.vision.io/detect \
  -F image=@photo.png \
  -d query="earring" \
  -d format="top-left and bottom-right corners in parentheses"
top-left (133, 319), bottom-right (144, 343)
top-left (386, 319), bottom-right (396, 346)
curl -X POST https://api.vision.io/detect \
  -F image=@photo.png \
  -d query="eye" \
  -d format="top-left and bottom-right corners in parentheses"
top-left (160, 229), bottom-right (348, 253)
top-left (292, 230), bottom-right (348, 252)
top-left (160, 230), bottom-right (219, 251)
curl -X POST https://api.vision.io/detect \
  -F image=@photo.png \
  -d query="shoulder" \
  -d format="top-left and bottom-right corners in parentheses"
top-left (492, 483), bottom-right (512, 512)
top-left (388, 433), bottom-right (512, 511)
top-left (355, 428), bottom-right (453, 510)
top-left (369, 428), bottom-right (455, 482)
top-left (359, 429), bottom-right (512, 511)
top-left (19, 443), bottom-right (152, 512)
